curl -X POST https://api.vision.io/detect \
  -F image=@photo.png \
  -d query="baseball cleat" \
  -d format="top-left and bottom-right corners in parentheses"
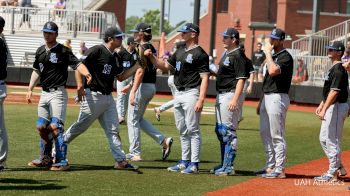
top-left (214, 166), bottom-right (235, 176)
top-left (162, 137), bottom-right (173, 160)
top-left (28, 156), bottom-right (53, 168)
top-left (126, 153), bottom-right (142, 162)
top-left (181, 162), bottom-right (199, 174)
top-left (254, 167), bottom-right (274, 176)
top-left (167, 160), bottom-right (189, 172)
top-left (262, 171), bottom-right (286, 179)
top-left (210, 164), bottom-right (223, 174)
top-left (154, 108), bottom-right (160, 121)
top-left (338, 165), bottom-right (347, 176)
top-left (314, 172), bottom-right (338, 182)
top-left (50, 160), bottom-right (70, 171)
top-left (114, 161), bottom-right (139, 171)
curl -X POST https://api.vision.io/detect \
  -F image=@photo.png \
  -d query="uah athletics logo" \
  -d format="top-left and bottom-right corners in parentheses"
top-left (49, 53), bottom-right (58, 63)
top-left (185, 54), bottom-right (193, 63)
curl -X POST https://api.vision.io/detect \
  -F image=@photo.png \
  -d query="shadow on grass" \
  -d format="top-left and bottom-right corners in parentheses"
top-left (237, 128), bottom-right (260, 132)
top-left (149, 159), bottom-right (217, 164)
top-left (0, 178), bottom-right (66, 190)
top-left (199, 170), bottom-right (256, 176)
top-left (69, 164), bottom-right (143, 174)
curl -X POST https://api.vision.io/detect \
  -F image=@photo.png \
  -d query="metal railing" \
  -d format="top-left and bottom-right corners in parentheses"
top-left (292, 19), bottom-right (350, 56)
top-left (292, 55), bottom-right (332, 86)
top-left (0, 6), bottom-right (118, 38)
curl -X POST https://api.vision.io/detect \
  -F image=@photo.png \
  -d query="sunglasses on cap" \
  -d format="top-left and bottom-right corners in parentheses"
top-left (223, 36), bottom-right (234, 39)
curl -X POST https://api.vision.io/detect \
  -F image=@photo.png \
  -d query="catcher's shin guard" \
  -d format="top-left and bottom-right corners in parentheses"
top-left (49, 117), bottom-right (67, 162)
top-left (222, 135), bottom-right (237, 170)
top-left (36, 117), bottom-right (51, 144)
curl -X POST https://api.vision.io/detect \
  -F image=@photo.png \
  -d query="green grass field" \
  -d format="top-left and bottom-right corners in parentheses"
top-left (1, 102), bottom-right (350, 196)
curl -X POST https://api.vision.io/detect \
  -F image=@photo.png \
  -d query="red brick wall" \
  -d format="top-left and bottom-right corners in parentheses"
top-left (277, 0), bottom-right (350, 48)
top-left (164, 0), bottom-right (350, 61)
top-left (98, 0), bottom-right (127, 31)
top-left (251, 0), bottom-right (277, 23)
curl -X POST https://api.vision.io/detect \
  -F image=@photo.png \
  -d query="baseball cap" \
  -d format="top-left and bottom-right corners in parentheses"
top-left (326, 41), bottom-right (345, 51)
top-left (130, 23), bottom-right (152, 33)
top-left (269, 28), bottom-right (285, 40)
top-left (177, 23), bottom-right (200, 33)
top-left (221, 28), bottom-right (239, 39)
top-left (104, 27), bottom-right (125, 39)
top-left (42, 22), bottom-right (58, 33)
top-left (0, 16), bottom-right (5, 28)
top-left (127, 37), bottom-right (135, 45)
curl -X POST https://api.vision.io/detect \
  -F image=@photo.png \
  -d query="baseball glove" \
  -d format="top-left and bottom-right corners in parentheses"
top-left (135, 44), bottom-right (148, 69)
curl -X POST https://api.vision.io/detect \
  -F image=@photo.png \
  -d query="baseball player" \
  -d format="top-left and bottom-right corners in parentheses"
top-left (26, 22), bottom-right (92, 171)
top-left (314, 41), bottom-right (349, 182)
top-left (126, 23), bottom-right (173, 162)
top-left (255, 28), bottom-right (293, 178)
top-left (252, 43), bottom-right (266, 81)
top-left (153, 41), bottom-right (186, 121)
top-left (115, 37), bottom-right (137, 124)
top-left (63, 27), bottom-right (140, 170)
top-left (146, 23), bottom-right (210, 174)
top-left (0, 16), bottom-right (8, 171)
top-left (209, 28), bottom-right (249, 176)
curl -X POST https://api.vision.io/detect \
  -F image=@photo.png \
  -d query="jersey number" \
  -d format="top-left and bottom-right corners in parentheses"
top-left (102, 64), bottom-right (112, 75)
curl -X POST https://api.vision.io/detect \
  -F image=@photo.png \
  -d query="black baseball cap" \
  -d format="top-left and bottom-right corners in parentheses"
top-left (177, 23), bottom-right (200, 33)
top-left (104, 27), bottom-right (125, 39)
top-left (127, 37), bottom-right (135, 45)
top-left (269, 28), bottom-right (285, 40)
top-left (326, 41), bottom-right (345, 51)
top-left (221, 27), bottom-right (239, 39)
top-left (42, 22), bottom-right (58, 33)
top-left (130, 23), bottom-right (152, 33)
top-left (0, 16), bottom-right (5, 28)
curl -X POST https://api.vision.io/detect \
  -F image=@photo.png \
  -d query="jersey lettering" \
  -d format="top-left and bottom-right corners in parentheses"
top-left (102, 64), bottom-right (112, 75)
top-left (123, 61), bottom-right (131, 68)
top-left (185, 54), bottom-right (193, 63)
top-left (39, 63), bottom-right (44, 72)
top-left (223, 57), bottom-right (230, 66)
top-left (49, 53), bottom-right (58, 63)
top-left (176, 61), bottom-right (181, 71)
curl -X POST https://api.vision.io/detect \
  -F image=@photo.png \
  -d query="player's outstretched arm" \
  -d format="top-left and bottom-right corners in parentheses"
top-left (26, 70), bottom-right (40, 104)
top-left (75, 70), bottom-right (86, 102)
top-left (145, 49), bottom-right (172, 72)
top-left (116, 63), bottom-right (141, 82)
top-left (76, 63), bottom-right (92, 85)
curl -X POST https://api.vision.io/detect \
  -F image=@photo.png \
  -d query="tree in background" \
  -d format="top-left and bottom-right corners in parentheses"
top-left (126, 9), bottom-right (174, 36)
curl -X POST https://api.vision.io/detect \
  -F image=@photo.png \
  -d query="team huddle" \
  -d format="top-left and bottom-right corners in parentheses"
top-left (0, 15), bottom-right (349, 182)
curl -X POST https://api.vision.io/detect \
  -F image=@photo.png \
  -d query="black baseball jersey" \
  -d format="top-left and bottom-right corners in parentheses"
top-left (216, 48), bottom-right (249, 92)
top-left (252, 50), bottom-right (266, 67)
top-left (33, 43), bottom-right (80, 89)
top-left (82, 44), bottom-right (123, 94)
top-left (141, 43), bottom-right (157, 84)
top-left (322, 63), bottom-right (349, 103)
top-left (262, 49), bottom-right (293, 94)
top-left (167, 45), bottom-right (209, 90)
top-left (117, 47), bottom-right (137, 71)
top-left (0, 37), bottom-right (8, 80)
